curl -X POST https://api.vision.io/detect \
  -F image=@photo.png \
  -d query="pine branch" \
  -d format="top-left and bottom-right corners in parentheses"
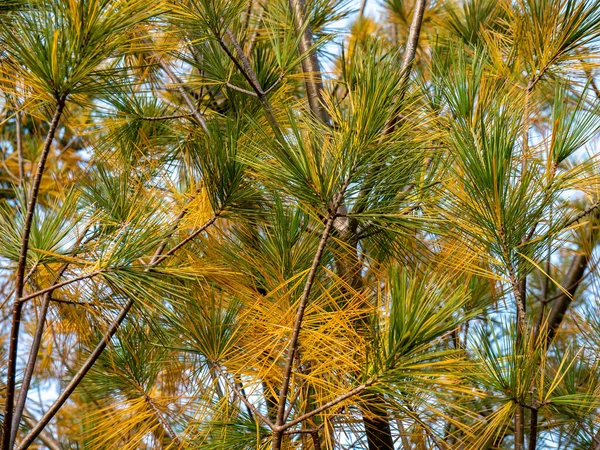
top-left (281, 381), bottom-right (373, 431)
top-left (270, 213), bottom-right (337, 449)
top-left (15, 296), bottom-right (136, 450)
top-left (16, 212), bottom-right (220, 449)
top-left (271, 177), bottom-right (351, 449)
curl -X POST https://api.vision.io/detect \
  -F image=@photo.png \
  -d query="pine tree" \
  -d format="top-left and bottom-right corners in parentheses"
top-left (2, 1), bottom-right (600, 449)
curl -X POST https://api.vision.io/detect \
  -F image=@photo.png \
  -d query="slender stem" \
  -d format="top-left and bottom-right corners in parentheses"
top-left (512, 269), bottom-right (526, 450)
top-left (151, 214), bottom-right (219, 266)
top-left (217, 30), bottom-right (285, 142)
top-left (359, 0), bottom-right (368, 17)
top-left (208, 364), bottom-right (224, 400)
top-left (282, 382), bottom-right (372, 431)
top-left (18, 270), bottom-right (103, 303)
top-left (0, 264), bottom-right (39, 312)
top-left (272, 208), bottom-right (341, 449)
top-left (9, 297), bottom-right (50, 447)
top-left (546, 253), bottom-right (590, 343)
top-left (2, 99), bottom-right (65, 450)
top-left (400, 0), bottom-right (426, 76)
top-left (150, 193), bottom-right (201, 265)
top-left (144, 393), bottom-right (181, 446)
top-left (283, 381), bottom-right (306, 422)
top-left (225, 81), bottom-right (258, 97)
top-left (515, 405), bottom-right (525, 450)
top-left (139, 113), bottom-right (194, 121)
top-left (562, 200), bottom-right (600, 230)
top-left (237, 381), bottom-right (254, 421)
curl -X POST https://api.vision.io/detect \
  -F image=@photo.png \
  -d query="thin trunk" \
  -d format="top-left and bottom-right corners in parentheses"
top-left (514, 277), bottom-right (526, 450)
top-left (363, 403), bottom-right (395, 450)
top-left (10, 295), bottom-right (51, 448)
top-left (16, 297), bottom-right (135, 450)
top-left (515, 407), bottom-right (525, 450)
top-left (2, 99), bottom-right (65, 450)
top-left (310, 430), bottom-right (322, 450)
top-left (529, 409), bottom-right (538, 450)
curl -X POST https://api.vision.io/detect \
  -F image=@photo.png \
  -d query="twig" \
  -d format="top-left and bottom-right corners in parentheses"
top-left (144, 393), bottom-right (182, 446)
top-left (359, 0), bottom-right (368, 17)
top-left (138, 113), bottom-right (194, 121)
top-left (18, 270), bottom-right (104, 303)
top-left (151, 214), bottom-right (219, 266)
top-left (562, 200), bottom-right (600, 231)
top-left (20, 408), bottom-right (62, 450)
